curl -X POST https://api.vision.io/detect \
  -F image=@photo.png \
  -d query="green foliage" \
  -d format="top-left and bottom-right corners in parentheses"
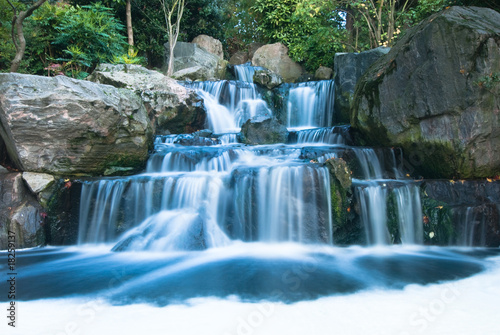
top-left (0, 0), bottom-right (22, 72)
top-left (475, 72), bottom-right (500, 92)
top-left (52, 3), bottom-right (127, 75)
top-left (112, 47), bottom-right (145, 64)
top-left (251, 0), bottom-right (347, 71)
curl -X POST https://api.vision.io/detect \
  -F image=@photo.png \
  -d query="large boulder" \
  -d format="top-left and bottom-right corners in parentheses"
top-left (88, 64), bottom-right (206, 134)
top-left (164, 42), bottom-right (227, 81)
top-left (352, 7), bottom-right (500, 179)
top-left (0, 173), bottom-right (44, 249)
top-left (240, 115), bottom-right (288, 145)
top-left (334, 47), bottom-right (390, 123)
top-left (252, 43), bottom-right (304, 83)
top-left (0, 73), bottom-right (152, 175)
top-left (192, 34), bottom-right (224, 59)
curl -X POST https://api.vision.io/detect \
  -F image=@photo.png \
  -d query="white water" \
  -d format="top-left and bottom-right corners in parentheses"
top-left (3, 248), bottom-right (499, 335)
top-left (286, 80), bottom-right (335, 128)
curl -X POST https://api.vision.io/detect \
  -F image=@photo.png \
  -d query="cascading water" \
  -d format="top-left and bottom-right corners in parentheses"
top-left (286, 80), bottom-right (335, 128)
top-left (6, 63), bottom-right (499, 335)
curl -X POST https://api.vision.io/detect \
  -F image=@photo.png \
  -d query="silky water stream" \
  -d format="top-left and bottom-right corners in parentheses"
top-left (2, 64), bottom-right (499, 335)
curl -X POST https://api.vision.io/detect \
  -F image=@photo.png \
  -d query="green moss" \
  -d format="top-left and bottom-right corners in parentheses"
top-left (385, 190), bottom-right (401, 244)
top-left (324, 158), bottom-right (362, 245)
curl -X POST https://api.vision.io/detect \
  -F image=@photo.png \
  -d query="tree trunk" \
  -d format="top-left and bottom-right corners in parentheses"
top-left (8, 0), bottom-right (48, 73)
top-left (126, 0), bottom-right (134, 47)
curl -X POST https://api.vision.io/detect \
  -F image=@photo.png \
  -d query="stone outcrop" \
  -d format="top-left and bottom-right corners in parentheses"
top-left (88, 64), bottom-right (206, 135)
top-left (352, 7), bottom-right (500, 179)
top-left (315, 66), bottom-right (333, 80)
top-left (252, 43), bottom-right (304, 83)
top-left (0, 73), bottom-right (152, 175)
top-left (164, 42), bottom-right (227, 81)
top-left (0, 173), bottom-right (44, 249)
top-left (192, 34), bottom-right (224, 59)
top-left (334, 47), bottom-right (390, 123)
top-left (240, 115), bottom-right (288, 145)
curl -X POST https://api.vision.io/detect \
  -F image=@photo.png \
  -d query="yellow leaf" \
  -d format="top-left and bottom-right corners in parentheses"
top-left (436, 206), bottom-right (443, 209)
top-left (487, 178), bottom-right (493, 182)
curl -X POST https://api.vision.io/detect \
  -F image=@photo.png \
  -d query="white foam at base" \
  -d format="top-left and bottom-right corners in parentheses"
top-left (4, 255), bottom-right (500, 335)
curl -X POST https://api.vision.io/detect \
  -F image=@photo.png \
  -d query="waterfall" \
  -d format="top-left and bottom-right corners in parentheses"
top-left (234, 62), bottom-right (265, 82)
top-left (78, 66), bottom-right (426, 249)
top-left (230, 165), bottom-right (333, 243)
top-left (186, 76), bottom-right (271, 134)
top-left (286, 80), bottom-right (335, 128)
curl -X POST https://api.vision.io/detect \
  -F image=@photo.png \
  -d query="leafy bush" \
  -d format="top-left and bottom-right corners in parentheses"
top-left (52, 3), bottom-right (127, 77)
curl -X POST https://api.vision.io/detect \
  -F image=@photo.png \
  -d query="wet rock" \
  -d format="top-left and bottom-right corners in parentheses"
top-left (421, 180), bottom-right (500, 247)
top-left (334, 47), bottom-right (390, 123)
top-left (240, 115), bottom-right (289, 145)
top-left (253, 69), bottom-right (283, 89)
top-left (0, 73), bottom-right (151, 175)
top-left (352, 7), bottom-right (500, 178)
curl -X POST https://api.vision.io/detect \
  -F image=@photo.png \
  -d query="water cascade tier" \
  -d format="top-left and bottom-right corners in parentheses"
top-left (79, 64), bottom-right (424, 249)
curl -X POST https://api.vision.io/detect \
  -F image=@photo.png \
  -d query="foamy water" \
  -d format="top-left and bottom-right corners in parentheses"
top-left (2, 250), bottom-right (499, 335)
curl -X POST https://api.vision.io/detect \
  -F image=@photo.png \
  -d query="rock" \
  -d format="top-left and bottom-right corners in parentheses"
top-left (0, 173), bottom-right (44, 249)
top-left (88, 64), bottom-right (206, 135)
top-left (22, 172), bottom-right (55, 194)
top-left (252, 43), bottom-right (304, 83)
top-left (421, 180), bottom-right (500, 247)
top-left (324, 157), bottom-right (357, 245)
top-left (240, 115), bottom-right (288, 145)
top-left (0, 73), bottom-right (152, 175)
top-left (352, 7), bottom-right (500, 179)
top-left (0, 165), bottom-right (8, 174)
top-left (229, 51), bottom-right (249, 65)
top-left (171, 133), bottom-right (220, 146)
top-left (253, 69), bottom-right (283, 89)
top-left (192, 34), bottom-right (224, 59)
top-left (165, 42), bottom-right (227, 81)
top-left (334, 47), bottom-right (390, 123)
top-left (315, 66), bottom-right (333, 80)
top-left (248, 42), bottom-right (264, 60)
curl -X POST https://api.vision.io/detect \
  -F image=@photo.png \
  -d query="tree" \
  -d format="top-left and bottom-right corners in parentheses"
top-left (160, 0), bottom-right (185, 76)
top-left (6, 0), bottom-right (48, 72)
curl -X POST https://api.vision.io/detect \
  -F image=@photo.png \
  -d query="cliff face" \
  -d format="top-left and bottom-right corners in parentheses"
top-left (352, 6), bottom-right (500, 179)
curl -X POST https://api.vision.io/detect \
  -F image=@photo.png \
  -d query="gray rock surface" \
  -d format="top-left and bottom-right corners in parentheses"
top-left (334, 47), bottom-right (390, 123)
top-left (229, 51), bottom-right (249, 65)
top-left (0, 173), bottom-right (44, 249)
top-left (352, 6), bottom-right (500, 179)
top-left (192, 34), bottom-right (224, 59)
top-left (253, 69), bottom-right (284, 89)
top-left (252, 43), bottom-right (304, 83)
top-left (240, 115), bottom-right (289, 145)
top-left (315, 66), bottom-right (333, 80)
top-left (165, 42), bottom-right (227, 81)
top-left (22, 172), bottom-right (55, 194)
top-left (0, 73), bottom-right (151, 175)
top-left (88, 64), bottom-right (206, 135)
